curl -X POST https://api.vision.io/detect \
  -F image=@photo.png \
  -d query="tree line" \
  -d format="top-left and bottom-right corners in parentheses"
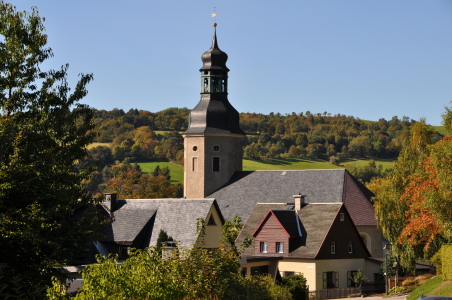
top-left (91, 107), bottom-right (443, 164)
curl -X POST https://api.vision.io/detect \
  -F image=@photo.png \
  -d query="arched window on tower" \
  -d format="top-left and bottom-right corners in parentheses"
top-left (203, 78), bottom-right (209, 93)
top-left (213, 78), bottom-right (219, 92)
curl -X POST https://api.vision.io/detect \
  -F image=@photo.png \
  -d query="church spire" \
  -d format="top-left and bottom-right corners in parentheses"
top-left (184, 24), bottom-right (244, 135)
top-left (183, 24), bottom-right (245, 198)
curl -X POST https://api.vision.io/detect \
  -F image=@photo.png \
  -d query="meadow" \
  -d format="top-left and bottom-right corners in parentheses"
top-left (136, 157), bottom-right (396, 185)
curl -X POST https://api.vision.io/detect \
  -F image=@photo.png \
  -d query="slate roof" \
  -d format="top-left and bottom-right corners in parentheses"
top-left (208, 169), bottom-right (376, 226)
top-left (237, 203), bottom-right (343, 258)
top-left (102, 198), bottom-right (222, 249)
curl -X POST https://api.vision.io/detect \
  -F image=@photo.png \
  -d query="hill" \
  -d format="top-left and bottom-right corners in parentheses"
top-left (407, 276), bottom-right (452, 300)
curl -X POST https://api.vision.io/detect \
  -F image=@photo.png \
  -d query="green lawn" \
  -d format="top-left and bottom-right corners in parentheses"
top-left (137, 162), bottom-right (184, 185)
top-left (339, 158), bottom-right (395, 170)
top-left (243, 158), bottom-right (341, 171)
top-left (407, 276), bottom-right (452, 300)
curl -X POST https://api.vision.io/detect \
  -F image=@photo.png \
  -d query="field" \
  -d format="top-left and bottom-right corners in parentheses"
top-left (137, 162), bottom-right (184, 184)
top-left (135, 157), bottom-right (396, 185)
top-left (243, 158), bottom-right (341, 171)
top-left (433, 125), bottom-right (447, 136)
top-left (339, 158), bottom-right (395, 170)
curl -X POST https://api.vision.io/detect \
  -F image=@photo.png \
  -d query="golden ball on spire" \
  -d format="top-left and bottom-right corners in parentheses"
top-left (213, 23), bottom-right (217, 27)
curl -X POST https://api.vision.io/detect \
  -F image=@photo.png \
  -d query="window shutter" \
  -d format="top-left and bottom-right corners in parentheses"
top-left (323, 272), bottom-right (327, 289)
top-left (335, 272), bottom-right (339, 288)
top-left (347, 271), bottom-right (351, 287)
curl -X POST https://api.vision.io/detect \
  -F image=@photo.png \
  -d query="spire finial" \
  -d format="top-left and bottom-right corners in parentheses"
top-left (211, 7), bottom-right (217, 27)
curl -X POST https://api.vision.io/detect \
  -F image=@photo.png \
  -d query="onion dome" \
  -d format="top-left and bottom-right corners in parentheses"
top-left (200, 25), bottom-right (229, 72)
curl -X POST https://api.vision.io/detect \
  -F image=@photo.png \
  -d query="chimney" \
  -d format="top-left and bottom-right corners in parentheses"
top-left (105, 193), bottom-right (117, 212)
top-left (293, 194), bottom-right (306, 210)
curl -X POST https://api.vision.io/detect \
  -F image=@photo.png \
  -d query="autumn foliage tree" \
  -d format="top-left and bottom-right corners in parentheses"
top-left (371, 108), bottom-right (452, 268)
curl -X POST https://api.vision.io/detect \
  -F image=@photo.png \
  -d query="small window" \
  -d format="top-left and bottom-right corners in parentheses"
top-left (192, 157), bottom-right (198, 172)
top-left (260, 242), bottom-right (268, 253)
top-left (213, 157), bottom-right (220, 172)
top-left (207, 215), bottom-right (216, 225)
top-left (340, 213), bottom-right (344, 221)
top-left (284, 271), bottom-right (295, 277)
top-left (348, 242), bottom-right (354, 253)
top-left (119, 246), bottom-right (130, 259)
top-left (276, 242), bottom-right (284, 253)
top-left (213, 145), bottom-right (220, 151)
top-left (193, 146), bottom-right (198, 151)
top-left (331, 242), bottom-right (336, 254)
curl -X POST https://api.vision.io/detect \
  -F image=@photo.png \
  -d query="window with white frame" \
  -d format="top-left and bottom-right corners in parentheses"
top-left (276, 242), bottom-right (284, 253)
top-left (260, 241), bottom-right (268, 253)
top-left (331, 242), bottom-right (336, 254)
top-left (348, 242), bottom-right (354, 253)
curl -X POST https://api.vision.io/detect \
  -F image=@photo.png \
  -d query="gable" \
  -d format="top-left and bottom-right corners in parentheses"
top-left (315, 205), bottom-right (371, 259)
top-left (253, 212), bottom-right (291, 238)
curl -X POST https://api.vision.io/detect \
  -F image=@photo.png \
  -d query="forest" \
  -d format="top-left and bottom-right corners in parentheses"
top-left (81, 107), bottom-right (444, 198)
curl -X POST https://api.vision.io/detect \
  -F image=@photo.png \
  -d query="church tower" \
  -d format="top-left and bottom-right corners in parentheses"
top-left (183, 24), bottom-right (245, 198)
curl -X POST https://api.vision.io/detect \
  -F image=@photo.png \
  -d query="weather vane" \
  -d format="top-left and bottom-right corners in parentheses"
top-left (211, 7), bottom-right (217, 27)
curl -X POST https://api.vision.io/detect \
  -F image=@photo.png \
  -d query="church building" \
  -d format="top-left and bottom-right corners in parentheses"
top-left (183, 24), bottom-right (384, 259)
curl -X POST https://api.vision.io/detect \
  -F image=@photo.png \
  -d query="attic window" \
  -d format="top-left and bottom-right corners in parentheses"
top-left (276, 242), bottom-right (284, 253)
top-left (193, 146), bottom-right (198, 151)
top-left (213, 145), bottom-right (220, 151)
top-left (331, 242), bottom-right (336, 254)
top-left (340, 213), bottom-right (344, 221)
top-left (348, 242), bottom-right (354, 254)
top-left (260, 242), bottom-right (268, 253)
top-left (208, 215), bottom-right (216, 225)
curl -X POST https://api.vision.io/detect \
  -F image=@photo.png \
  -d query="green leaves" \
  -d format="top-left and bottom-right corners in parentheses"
top-left (0, 2), bottom-right (101, 297)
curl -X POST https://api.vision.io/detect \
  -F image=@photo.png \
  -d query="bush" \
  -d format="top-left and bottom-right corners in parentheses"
top-left (402, 278), bottom-right (416, 286)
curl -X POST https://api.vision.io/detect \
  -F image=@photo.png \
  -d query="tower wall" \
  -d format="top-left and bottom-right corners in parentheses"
top-left (184, 133), bottom-right (243, 198)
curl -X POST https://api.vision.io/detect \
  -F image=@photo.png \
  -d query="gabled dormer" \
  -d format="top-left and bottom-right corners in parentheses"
top-left (252, 210), bottom-right (301, 256)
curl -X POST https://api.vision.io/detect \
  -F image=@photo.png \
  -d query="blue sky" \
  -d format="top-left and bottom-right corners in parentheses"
top-left (10, 0), bottom-right (452, 125)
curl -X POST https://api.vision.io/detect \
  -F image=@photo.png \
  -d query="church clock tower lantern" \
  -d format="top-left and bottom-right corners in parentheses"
top-left (183, 24), bottom-right (245, 198)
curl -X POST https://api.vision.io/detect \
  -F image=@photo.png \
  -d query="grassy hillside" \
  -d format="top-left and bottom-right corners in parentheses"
top-left (243, 158), bottom-right (341, 171)
top-left (339, 158), bottom-right (395, 169)
top-left (137, 157), bottom-right (396, 185)
top-left (407, 276), bottom-right (452, 300)
top-left (137, 162), bottom-right (184, 185)
top-left (433, 126), bottom-right (447, 136)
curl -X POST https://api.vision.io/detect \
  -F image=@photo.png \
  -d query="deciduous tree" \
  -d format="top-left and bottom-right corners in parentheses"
top-left (0, 2), bottom-right (102, 297)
